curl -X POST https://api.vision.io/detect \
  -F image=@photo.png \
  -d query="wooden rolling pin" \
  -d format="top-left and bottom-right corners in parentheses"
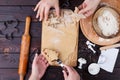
top-left (100, 43), bottom-right (120, 50)
top-left (18, 16), bottom-right (31, 80)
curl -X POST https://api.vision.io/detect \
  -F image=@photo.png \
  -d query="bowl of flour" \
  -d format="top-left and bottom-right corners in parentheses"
top-left (93, 7), bottom-right (120, 38)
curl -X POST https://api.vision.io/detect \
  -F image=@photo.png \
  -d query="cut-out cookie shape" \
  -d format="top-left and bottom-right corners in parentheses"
top-left (0, 16), bottom-right (18, 40)
top-left (43, 48), bottom-right (59, 65)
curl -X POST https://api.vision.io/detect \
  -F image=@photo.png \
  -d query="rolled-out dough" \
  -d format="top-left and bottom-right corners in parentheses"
top-left (41, 9), bottom-right (83, 66)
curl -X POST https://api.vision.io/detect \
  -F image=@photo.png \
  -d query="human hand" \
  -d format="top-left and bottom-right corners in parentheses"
top-left (29, 53), bottom-right (49, 80)
top-left (62, 65), bottom-right (80, 80)
top-left (34, 0), bottom-right (60, 21)
top-left (78, 0), bottom-right (101, 17)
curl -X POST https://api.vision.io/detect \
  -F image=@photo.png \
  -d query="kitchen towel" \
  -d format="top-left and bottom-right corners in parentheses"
top-left (98, 48), bottom-right (119, 73)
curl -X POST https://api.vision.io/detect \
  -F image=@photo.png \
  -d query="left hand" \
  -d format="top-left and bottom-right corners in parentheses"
top-left (29, 53), bottom-right (49, 80)
top-left (34, 0), bottom-right (60, 21)
top-left (78, 0), bottom-right (101, 17)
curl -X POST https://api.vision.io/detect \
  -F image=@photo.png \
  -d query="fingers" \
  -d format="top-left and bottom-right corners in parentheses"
top-left (41, 55), bottom-right (47, 63)
top-left (39, 5), bottom-right (60, 21)
top-left (36, 5), bottom-right (50, 21)
top-left (84, 10), bottom-right (93, 17)
top-left (78, 2), bottom-right (87, 10)
top-left (55, 5), bottom-right (60, 17)
top-left (39, 6), bottom-right (45, 21)
top-left (42, 57), bottom-right (49, 68)
top-left (78, 5), bottom-right (83, 10)
top-left (62, 70), bottom-right (67, 79)
top-left (63, 65), bottom-right (73, 73)
top-left (41, 52), bottom-right (49, 67)
top-left (34, 1), bottom-right (50, 21)
top-left (34, 1), bottom-right (60, 21)
top-left (38, 54), bottom-right (49, 67)
top-left (36, 5), bottom-right (41, 18)
top-left (34, 1), bottom-right (41, 11)
top-left (78, 6), bottom-right (90, 14)
top-left (78, 5), bottom-right (94, 17)
top-left (78, 2), bottom-right (91, 16)
top-left (62, 65), bottom-right (76, 80)
top-left (33, 54), bottom-right (38, 64)
top-left (45, 7), bottom-right (50, 21)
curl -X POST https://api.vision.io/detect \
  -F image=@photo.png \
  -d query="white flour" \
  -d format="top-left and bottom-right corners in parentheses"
top-left (97, 10), bottom-right (119, 37)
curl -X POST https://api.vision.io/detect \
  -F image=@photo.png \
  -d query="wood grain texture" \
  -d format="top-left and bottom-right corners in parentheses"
top-left (5, 22), bottom-right (41, 37)
top-left (0, 0), bottom-right (39, 5)
top-left (0, 69), bottom-right (31, 80)
top-left (0, 38), bottom-right (41, 52)
top-left (0, 0), bottom-right (120, 80)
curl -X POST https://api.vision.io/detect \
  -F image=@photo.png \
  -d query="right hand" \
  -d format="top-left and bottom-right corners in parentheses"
top-left (78, 0), bottom-right (101, 17)
top-left (63, 65), bottom-right (80, 80)
top-left (34, 0), bottom-right (60, 21)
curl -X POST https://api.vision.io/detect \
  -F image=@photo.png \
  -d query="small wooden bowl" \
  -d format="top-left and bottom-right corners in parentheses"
top-left (93, 7), bottom-right (120, 39)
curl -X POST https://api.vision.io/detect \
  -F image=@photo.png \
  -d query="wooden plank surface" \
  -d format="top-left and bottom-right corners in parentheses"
top-left (0, 22), bottom-right (42, 37)
top-left (0, 0), bottom-right (83, 6)
top-left (0, 0), bottom-right (39, 5)
top-left (0, 37), bottom-right (41, 52)
top-left (0, 50), bottom-right (120, 70)
top-left (0, 0), bottom-right (120, 80)
top-left (0, 7), bottom-right (36, 22)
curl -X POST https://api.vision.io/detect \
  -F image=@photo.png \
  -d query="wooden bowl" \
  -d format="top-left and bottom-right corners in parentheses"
top-left (80, 0), bottom-right (120, 46)
top-left (93, 7), bottom-right (120, 39)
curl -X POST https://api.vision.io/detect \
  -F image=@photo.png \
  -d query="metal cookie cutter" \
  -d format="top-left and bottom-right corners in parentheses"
top-left (1, 16), bottom-right (19, 40)
top-left (52, 59), bottom-right (68, 74)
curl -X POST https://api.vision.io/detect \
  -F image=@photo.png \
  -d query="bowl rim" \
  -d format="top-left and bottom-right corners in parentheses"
top-left (92, 6), bottom-right (120, 39)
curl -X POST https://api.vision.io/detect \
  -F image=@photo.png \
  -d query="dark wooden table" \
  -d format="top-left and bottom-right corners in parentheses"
top-left (0, 0), bottom-right (120, 80)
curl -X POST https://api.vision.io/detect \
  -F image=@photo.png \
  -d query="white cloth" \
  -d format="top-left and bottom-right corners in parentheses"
top-left (98, 48), bottom-right (119, 73)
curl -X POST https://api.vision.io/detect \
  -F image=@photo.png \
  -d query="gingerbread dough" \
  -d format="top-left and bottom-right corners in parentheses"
top-left (43, 48), bottom-right (59, 65)
top-left (41, 8), bottom-right (85, 66)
